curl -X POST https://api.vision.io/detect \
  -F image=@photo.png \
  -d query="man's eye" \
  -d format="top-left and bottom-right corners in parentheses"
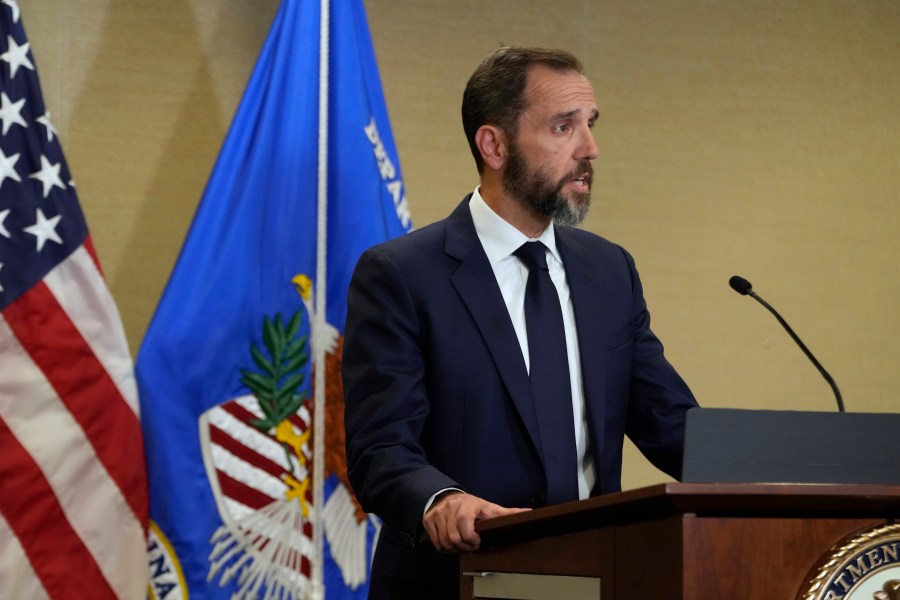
top-left (554, 123), bottom-right (570, 133)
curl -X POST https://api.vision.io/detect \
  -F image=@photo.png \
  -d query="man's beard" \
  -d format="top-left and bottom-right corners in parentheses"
top-left (502, 140), bottom-right (592, 228)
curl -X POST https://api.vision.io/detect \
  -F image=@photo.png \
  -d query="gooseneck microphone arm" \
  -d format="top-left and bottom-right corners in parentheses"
top-left (728, 275), bottom-right (845, 413)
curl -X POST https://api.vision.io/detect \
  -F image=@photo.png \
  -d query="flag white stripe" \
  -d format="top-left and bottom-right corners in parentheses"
top-left (222, 493), bottom-right (256, 522)
top-left (207, 401), bottom-right (294, 467)
top-left (43, 246), bottom-right (140, 416)
top-left (0, 512), bottom-right (51, 600)
top-left (0, 317), bottom-right (145, 600)
top-left (209, 442), bottom-right (293, 501)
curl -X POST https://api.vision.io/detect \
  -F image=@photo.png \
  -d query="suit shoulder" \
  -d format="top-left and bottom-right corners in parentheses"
top-left (559, 226), bottom-right (633, 262)
top-left (352, 219), bottom-right (454, 284)
top-left (367, 219), bottom-right (447, 260)
top-left (366, 196), bottom-right (471, 256)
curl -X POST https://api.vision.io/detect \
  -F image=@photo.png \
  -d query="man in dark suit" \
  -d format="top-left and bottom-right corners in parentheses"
top-left (342, 46), bottom-right (698, 599)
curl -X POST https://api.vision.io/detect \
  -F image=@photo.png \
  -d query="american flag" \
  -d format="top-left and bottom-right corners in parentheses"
top-left (0, 2), bottom-right (148, 598)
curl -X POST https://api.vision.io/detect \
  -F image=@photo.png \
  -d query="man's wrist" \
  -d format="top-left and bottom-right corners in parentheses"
top-left (423, 487), bottom-right (465, 517)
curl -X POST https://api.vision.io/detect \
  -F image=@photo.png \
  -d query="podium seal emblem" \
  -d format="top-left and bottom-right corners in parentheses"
top-left (799, 523), bottom-right (900, 600)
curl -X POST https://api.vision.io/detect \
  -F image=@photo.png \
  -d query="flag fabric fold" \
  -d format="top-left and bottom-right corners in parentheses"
top-left (0, 4), bottom-right (148, 599)
top-left (136, 0), bottom-right (410, 598)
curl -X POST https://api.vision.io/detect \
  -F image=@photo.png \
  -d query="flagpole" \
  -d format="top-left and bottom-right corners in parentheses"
top-left (313, 0), bottom-right (330, 597)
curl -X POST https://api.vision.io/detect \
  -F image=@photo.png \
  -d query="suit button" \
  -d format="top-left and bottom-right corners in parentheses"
top-left (530, 493), bottom-right (544, 507)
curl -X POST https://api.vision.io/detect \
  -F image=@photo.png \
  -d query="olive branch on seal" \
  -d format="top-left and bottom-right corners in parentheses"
top-left (240, 311), bottom-right (310, 474)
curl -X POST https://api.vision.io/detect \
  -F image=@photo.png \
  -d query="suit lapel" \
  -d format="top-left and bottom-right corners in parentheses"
top-left (555, 228), bottom-right (608, 465)
top-left (444, 198), bottom-right (545, 457)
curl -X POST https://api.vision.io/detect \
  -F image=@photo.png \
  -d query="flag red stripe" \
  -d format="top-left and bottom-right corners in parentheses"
top-left (0, 415), bottom-right (118, 599)
top-left (209, 424), bottom-right (287, 479)
top-left (3, 282), bottom-right (148, 523)
top-left (217, 469), bottom-right (281, 509)
top-left (221, 399), bottom-right (258, 423)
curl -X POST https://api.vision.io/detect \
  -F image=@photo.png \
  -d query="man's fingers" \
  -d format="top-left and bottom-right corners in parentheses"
top-left (423, 493), bottom-right (530, 554)
top-left (476, 504), bottom-right (531, 520)
top-left (423, 493), bottom-right (482, 552)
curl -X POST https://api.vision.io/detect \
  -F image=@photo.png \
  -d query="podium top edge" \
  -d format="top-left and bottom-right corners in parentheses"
top-left (475, 482), bottom-right (900, 545)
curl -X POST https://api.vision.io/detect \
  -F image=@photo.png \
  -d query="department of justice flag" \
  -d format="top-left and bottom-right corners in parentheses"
top-left (136, 0), bottom-right (411, 598)
top-left (0, 2), bottom-right (149, 599)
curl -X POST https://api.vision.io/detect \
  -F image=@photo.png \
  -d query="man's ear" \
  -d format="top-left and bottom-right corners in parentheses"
top-left (475, 125), bottom-right (507, 171)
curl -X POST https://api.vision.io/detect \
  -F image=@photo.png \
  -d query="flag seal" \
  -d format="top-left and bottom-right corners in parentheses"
top-left (148, 521), bottom-right (189, 600)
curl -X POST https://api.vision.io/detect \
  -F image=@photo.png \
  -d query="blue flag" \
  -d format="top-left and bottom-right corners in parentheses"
top-left (136, 0), bottom-right (410, 597)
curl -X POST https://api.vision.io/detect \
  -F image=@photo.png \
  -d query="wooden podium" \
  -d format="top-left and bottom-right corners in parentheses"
top-left (460, 483), bottom-right (900, 599)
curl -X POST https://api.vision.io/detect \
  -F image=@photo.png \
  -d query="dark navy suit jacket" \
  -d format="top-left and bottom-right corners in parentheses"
top-left (342, 196), bottom-right (697, 595)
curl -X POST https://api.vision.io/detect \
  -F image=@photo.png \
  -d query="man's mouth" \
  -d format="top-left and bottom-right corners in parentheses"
top-left (570, 174), bottom-right (592, 190)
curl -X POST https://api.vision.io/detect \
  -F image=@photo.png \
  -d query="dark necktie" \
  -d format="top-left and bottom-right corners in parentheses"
top-left (514, 241), bottom-right (578, 504)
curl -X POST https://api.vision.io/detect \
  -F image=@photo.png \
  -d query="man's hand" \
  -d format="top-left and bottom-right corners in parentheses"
top-left (422, 491), bottom-right (530, 554)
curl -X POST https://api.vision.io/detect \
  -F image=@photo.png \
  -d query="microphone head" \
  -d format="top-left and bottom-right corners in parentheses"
top-left (729, 275), bottom-right (753, 295)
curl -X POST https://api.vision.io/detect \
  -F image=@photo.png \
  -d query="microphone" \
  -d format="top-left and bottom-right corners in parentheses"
top-left (728, 275), bottom-right (844, 412)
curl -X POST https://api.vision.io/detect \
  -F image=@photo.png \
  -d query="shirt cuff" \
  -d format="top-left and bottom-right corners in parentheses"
top-left (422, 487), bottom-right (465, 517)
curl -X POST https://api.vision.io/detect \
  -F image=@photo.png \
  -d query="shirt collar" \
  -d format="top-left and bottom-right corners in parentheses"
top-left (469, 187), bottom-right (561, 265)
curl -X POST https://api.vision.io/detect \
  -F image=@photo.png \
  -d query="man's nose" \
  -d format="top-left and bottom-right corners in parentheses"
top-left (578, 127), bottom-right (600, 161)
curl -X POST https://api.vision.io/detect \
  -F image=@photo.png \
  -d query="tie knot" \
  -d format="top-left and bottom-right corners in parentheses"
top-left (514, 241), bottom-right (549, 273)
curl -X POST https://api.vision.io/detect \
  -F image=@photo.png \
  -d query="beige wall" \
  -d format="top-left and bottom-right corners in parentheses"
top-left (25, 0), bottom-right (900, 490)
